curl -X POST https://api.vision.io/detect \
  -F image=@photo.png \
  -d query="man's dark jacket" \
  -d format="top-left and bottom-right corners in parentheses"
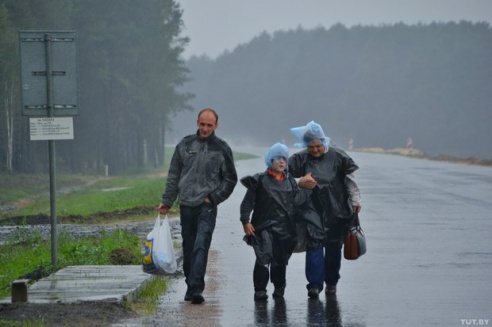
top-left (161, 131), bottom-right (238, 207)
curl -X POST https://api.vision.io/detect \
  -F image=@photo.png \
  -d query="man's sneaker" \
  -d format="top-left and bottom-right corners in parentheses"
top-left (308, 288), bottom-right (319, 299)
top-left (254, 290), bottom-right (268, 301)
top-left (191, 292), bottom-right (205, 304)
top-left (184, 291), bottom-right (193, 301)
top-left (272, 286), bottom-right (285, 298)
top-left (325, 285), bottom-right (337, 295)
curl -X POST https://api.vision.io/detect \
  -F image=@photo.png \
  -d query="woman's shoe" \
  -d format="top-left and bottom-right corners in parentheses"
top-left (325, 285), bottom-right (337, 295)
top-left (272, 286), bottom-right (285, 298)
top-left (308, 288), bottom-right (319, 299)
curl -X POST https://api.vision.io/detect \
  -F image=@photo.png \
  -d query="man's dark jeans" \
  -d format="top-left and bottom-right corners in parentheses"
top-left (180, 203), bottom-right (217, 294)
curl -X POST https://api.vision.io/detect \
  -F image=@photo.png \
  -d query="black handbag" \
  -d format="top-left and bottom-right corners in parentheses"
top-left (343, 213), bottom-right (366, 260)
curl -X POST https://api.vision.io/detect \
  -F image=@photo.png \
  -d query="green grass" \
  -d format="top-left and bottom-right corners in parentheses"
top-left (0, 228), bottom-right (172, 326)
top-left (129, 276), bottom-right (169, 315)
top-left (0, 319), bottom-right (43, 327)
top-left (0, 228), bottom-right (142, 299)
top-left (0, 174), bottom-right (91, 203)
top-left (0, 150), bottom-right (258, 220)
top-left (233, 152), bottom-right (257, 161)
top-left (15, 175), bottom-right (166, 218)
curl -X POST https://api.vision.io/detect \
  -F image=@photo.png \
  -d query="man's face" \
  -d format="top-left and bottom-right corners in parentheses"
top-left (197, 111), bottom-right (218, 138)
top-left (307, 139), bottom-right (325, 158)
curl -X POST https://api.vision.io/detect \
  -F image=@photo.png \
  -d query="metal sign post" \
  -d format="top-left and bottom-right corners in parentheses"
top-left (20, 31), bottom-right (78, 270)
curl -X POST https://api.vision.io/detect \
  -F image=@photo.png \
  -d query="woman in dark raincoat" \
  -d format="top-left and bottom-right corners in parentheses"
top-left (240, 143), bottom-right (308, 301)
top-left (288, 121), bottom-right (362, 298)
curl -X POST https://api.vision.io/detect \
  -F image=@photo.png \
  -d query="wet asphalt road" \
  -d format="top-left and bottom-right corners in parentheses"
top-left (118, 147), bottom-right (492, 327)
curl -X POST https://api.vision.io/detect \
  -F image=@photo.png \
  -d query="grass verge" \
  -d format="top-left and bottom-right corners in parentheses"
top-left (0, 228), bottom-right (142, 299)
top-left (129, 276), bottom-right (169, 315)
top-left (0, 150), bottom-right (257, 221)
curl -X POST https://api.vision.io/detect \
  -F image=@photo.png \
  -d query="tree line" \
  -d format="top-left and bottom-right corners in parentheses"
top-left (181, 21), bottom-right (492, 160)
top-left (2, 9), bottom-right (491, 176)
top-left (0, 0), bottom-right (192, 174)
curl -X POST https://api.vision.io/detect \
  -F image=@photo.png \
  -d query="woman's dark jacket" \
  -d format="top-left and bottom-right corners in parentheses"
top-left (288, 146), bottom-right (358, 245)
top-left (240, 171), bottom-right (308, 264)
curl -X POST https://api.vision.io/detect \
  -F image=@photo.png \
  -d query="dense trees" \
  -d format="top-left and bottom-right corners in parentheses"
top-left (0, 0), bottom-right (73, 173)
top-left (2, 11), bottom-right (491, 174)
top-left (70, 0), bottom-right (192, 174)
top-left (182, 22), bottom-right (492, 160)
top-left (0, 0), bottom-right (192, 174)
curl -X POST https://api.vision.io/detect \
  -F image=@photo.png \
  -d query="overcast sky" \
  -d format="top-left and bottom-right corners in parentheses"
top-left (176, 0), bottom-right (492, 59)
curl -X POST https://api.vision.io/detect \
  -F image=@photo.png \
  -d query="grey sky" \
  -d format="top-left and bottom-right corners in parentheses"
top-left (176, 0), bottom-right (492, 59)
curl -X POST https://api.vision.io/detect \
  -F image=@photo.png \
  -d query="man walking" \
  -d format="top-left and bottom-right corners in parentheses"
top-left (158, 108), bottom-right (238, 304)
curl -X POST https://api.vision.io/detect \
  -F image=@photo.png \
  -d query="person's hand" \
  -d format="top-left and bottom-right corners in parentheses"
top-left (353, 205), bottom-right (362, 214)
top-left (243, 223), bottom-right (255, 236)
top-left (298, 172), bottom-right (317, 189)
top-left (157, 203), bottom-right (170, 215)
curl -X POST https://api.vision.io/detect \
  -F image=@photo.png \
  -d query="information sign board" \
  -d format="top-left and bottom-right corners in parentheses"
top-left (29, 117), bottom-right (74, 140)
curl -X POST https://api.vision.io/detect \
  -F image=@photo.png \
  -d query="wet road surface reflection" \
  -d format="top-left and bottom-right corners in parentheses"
top-left (115, 148), bottom-right (492, 327)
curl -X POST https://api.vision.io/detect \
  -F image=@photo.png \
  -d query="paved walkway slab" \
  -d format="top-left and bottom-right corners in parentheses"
top-left (1, 265), bottom-right (154, 304)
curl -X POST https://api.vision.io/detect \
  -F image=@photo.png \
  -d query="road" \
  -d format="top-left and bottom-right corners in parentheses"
top-left (116, 147), bottom-right (492, 327)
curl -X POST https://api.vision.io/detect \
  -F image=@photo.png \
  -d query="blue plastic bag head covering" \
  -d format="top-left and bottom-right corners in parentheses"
top-left (264, 142), bottom-right (289, 168)
top-left (290, 120), bottom-right (330, 148)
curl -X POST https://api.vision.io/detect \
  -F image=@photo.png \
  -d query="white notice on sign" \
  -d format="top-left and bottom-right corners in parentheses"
top-left (30, 117), bottom-right (74, 141)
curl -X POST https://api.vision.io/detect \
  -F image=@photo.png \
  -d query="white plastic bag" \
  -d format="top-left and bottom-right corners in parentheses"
top-left (152, 214), bottom-right (177, 273)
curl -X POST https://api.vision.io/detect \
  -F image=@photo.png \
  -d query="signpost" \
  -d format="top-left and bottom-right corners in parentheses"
top-left (19, 31), bottom-right (78, 269)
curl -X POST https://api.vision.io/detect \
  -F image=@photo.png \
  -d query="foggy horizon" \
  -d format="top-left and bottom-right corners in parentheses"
top-left (177, 0), bottom-right (492, 59)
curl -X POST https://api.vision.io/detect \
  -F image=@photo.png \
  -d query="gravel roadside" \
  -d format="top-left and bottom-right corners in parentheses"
top-left (0, 216), bottom-right (181, 244)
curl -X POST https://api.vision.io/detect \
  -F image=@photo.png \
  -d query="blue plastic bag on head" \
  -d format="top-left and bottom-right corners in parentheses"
top-left (264, 142), bottom-right (289, 168)
top-left (290, 121), bottom-right (330, 148)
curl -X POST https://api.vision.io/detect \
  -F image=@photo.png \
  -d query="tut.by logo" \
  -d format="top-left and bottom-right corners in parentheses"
top-left (461, 319), bottom-right (490, 326)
